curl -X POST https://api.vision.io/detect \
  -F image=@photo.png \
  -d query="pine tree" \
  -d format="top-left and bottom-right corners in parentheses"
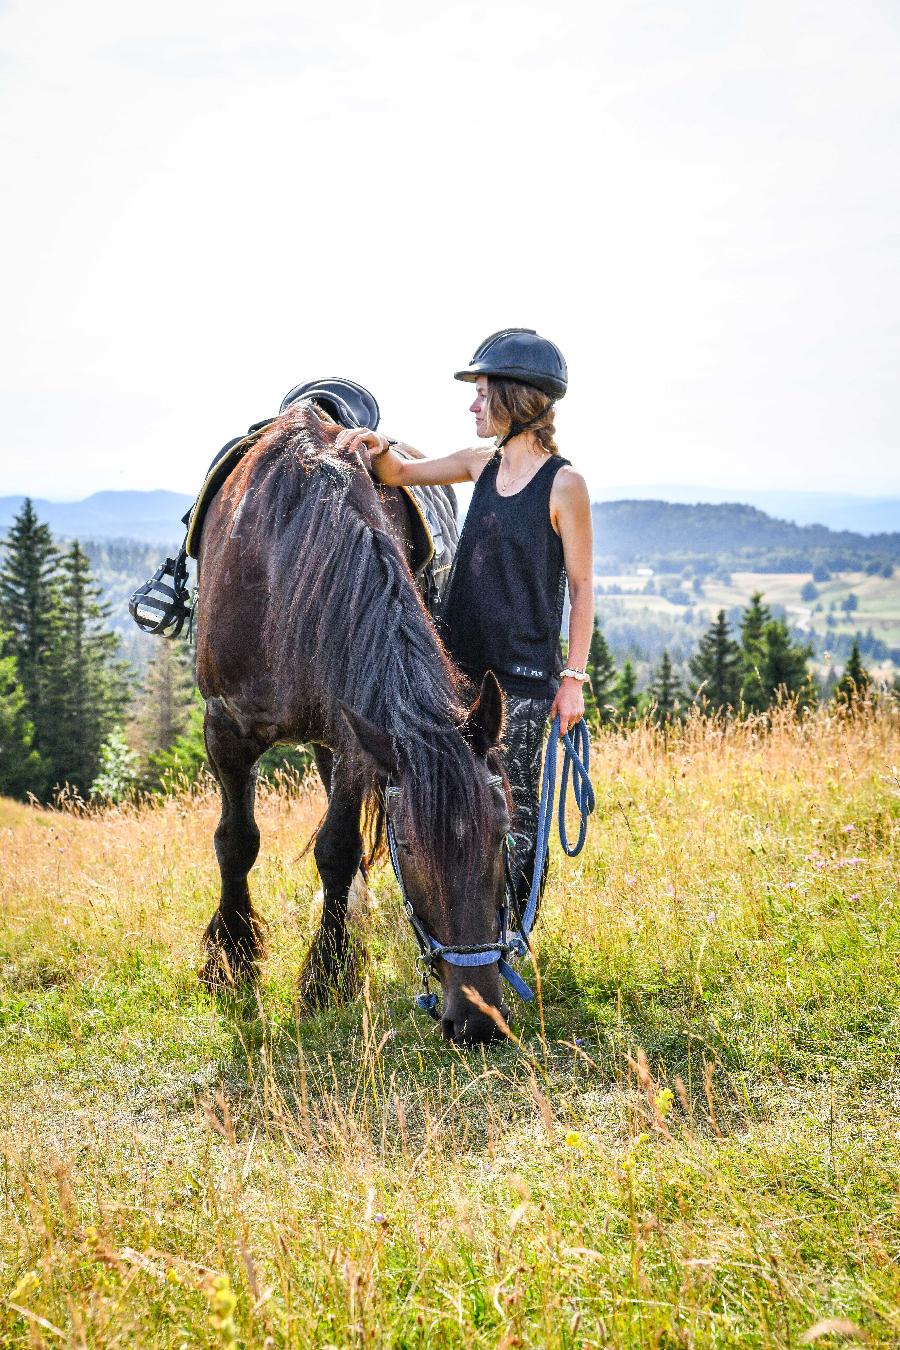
top-left (689, 610), bottom-right (742, 711)
top-left (616, 660), bottom-right (639, 720)
top-left (43, 542), bottom-right (132, 793)
top-left (0, 499), bottom-right (61, 735)
top-left (835, 638), bottom-right (871, 705)
top-left (583, 618), bottom-right (617, 728)
top-left (149, 689), bottom-right (208, 791)
top-left (130, 638), bottom-right (196, 769)
top-left (0, 637), bottom-right (44, 798)
top-left (648, 650), bottom-right (683, 724)
top-left (740, 592), bottom-right (773, 712)
top-left (761, 618), bottom-right (815, 708)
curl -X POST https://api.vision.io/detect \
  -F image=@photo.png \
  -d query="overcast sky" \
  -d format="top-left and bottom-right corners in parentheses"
top-left (2, 0), bottom-right (899, 501)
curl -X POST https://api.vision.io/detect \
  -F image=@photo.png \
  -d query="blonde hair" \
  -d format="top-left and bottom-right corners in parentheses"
top-left (482, 377), bottom-right (559, 454)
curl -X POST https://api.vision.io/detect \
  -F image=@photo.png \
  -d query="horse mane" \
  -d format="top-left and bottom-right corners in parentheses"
top-left (256, 404), bottom-right (497, 907)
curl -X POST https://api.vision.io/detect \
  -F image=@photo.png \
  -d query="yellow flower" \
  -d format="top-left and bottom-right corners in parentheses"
top-left (655, 1088), bottom-right (674, 1118)
top-left (565, 1130), bottom-right (583, 1149)
top-left (10, 1270), bottom-right (40, 1302)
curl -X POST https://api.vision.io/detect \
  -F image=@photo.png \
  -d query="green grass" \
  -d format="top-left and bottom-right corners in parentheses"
top-left (1, 707), bottom-right (899, 1346)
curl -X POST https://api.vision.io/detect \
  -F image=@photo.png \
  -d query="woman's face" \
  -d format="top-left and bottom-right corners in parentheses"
top-left (469, 376), bottom-right (492, 439)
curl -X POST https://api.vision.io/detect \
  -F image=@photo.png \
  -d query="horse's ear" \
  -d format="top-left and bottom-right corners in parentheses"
top-left (464, 670), bottom-right (505, 757)
top-left (340, 704), bottom-right (399, 776)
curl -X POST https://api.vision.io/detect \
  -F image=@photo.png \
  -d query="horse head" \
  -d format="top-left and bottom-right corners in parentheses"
top-left (342, 671), bottom-right (513, 1045)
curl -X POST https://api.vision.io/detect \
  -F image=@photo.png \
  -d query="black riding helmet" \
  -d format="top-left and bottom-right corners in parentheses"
top-left (454, 329), bottom-right (568, 401)
top-left (279, 377), bottom-right (380, 430)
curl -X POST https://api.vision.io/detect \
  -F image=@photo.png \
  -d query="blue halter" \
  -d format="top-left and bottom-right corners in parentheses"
top-left (386, 714), bottom-right (595, 1019)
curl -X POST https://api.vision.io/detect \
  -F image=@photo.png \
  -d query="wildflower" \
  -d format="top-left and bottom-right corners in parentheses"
top-left (10, 1270), bottom-right (40, 1302)
top-left (208, 1273), bottom-right (238, 1348)
top-left (655, 1088), bottom-right (674, 1118)
top-left (574, 1037), bottom-right (584, 1047)
top-left (565, 1130), bottom-right (583, 1149)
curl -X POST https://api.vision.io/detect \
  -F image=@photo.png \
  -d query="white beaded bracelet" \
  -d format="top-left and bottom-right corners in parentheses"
top-left (560, 667), bottom-right (588, 682)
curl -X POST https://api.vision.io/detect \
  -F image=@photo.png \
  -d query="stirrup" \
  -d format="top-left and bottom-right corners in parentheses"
top-left (129, 547), bottom-right (192, 638)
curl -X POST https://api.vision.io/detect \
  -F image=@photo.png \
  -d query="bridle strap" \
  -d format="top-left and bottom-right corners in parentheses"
top-left (386, 723), bottom-right (594, 1018)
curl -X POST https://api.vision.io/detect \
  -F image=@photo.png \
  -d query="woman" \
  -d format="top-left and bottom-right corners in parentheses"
top-left (335, 328), bottom-right (594, 912)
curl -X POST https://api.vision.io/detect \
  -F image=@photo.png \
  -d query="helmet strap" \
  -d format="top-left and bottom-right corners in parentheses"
top-left (495, 400), bottom-right (554, 449)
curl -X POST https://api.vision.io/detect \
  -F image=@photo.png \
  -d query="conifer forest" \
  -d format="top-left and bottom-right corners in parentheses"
top-left (0, 499), bottom-right (896, 805)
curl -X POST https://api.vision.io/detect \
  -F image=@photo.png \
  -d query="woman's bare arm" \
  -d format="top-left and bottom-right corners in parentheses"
top-left (334, 428), bottom-right (493, 486)
top-left (549, 467), bottom-right (595, 735)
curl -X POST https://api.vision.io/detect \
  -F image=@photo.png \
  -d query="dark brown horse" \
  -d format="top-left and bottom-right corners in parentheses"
top-left (194, 403), bottom-right (512, 1043)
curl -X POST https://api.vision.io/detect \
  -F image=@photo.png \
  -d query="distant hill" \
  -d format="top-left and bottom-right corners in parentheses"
top-left (593, 500), bottom-right (900, 571)
top-left (3, 484), bottom-right (900, 546)
top-left (595, 485), bottom-right (900, 535)
top-left (2, 489), bottom-right (898, 678)
top-left (3, 487), bottom-right (900, 577)
top-left (0, 490), bottom-right (193, 545)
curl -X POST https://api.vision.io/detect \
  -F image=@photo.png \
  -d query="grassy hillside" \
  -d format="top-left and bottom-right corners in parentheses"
top-left (2, 708), bottom-right (899, 1346)
top-left (597, 567), bottom-right (900, 682)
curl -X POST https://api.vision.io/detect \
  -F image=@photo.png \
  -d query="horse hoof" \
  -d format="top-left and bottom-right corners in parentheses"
top-left (199, 945), bottom-right (258, 992)
top-left (201, 911), bottom-right (265, 990)
top-left (297, 935), bottom-right (367, 1010)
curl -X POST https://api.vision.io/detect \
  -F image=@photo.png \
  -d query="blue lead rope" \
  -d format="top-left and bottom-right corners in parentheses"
top-left (514, 714), bottom-right (594, 949)
top-left (389, 713), bottom-right (595, 1017)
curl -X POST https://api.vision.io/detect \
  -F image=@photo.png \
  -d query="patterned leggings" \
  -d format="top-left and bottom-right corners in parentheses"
top-left (501, 692), bottom-right (554, 918)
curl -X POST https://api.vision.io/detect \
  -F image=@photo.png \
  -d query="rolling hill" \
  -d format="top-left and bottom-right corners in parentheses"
top-left (0, 490), bottom-right (193, 545)
top-left (592, 499), bottom-right (900, 570)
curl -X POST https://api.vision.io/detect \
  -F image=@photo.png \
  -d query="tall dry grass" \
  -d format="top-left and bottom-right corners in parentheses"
top-left (1, 703), bottom-right (898, 1346)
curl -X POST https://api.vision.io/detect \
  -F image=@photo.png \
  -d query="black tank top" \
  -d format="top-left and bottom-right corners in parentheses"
top-left (440, 452), bottom-right (570, 697)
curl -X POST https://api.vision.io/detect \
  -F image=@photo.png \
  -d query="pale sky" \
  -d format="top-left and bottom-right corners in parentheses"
top-left (2, 0), bottom-right (899, 501)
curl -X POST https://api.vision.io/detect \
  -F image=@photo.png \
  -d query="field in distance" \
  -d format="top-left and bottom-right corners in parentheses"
top-left (595, 568), bottom-right (900, 678)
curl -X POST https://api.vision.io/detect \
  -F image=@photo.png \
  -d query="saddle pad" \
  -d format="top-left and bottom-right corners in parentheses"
top-left (183, 422), bottom-right (272, 559)
top-left (183, 430), bottom-right (458, 605)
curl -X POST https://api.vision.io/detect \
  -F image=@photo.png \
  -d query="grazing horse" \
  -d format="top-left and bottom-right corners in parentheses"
top-left (194, 402), bottom-right (512, 1043)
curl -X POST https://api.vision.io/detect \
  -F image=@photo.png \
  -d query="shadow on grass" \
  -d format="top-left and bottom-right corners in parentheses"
top-left (199, 949), bottom-right (756, 1153)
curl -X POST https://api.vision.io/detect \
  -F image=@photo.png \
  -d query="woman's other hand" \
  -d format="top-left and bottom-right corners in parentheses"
top-left (551, 677), bottom-right (586, 738)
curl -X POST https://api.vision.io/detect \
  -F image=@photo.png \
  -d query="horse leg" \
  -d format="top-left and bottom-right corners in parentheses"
top-left (299, 751), bottom-right (366, 1008)
top-left (201, 700), bottom-right (266, 986)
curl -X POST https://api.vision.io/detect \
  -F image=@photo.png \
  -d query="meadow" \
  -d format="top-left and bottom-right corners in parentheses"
top-left (1, 706), bottom-right (898, 1347)
top-left (595, 569), bottom-right (900, 681)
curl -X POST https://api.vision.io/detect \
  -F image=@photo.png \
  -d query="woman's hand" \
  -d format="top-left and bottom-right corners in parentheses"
top-left (551, 676), bottom-right (586, 738)
top-left (333, 427), bottom-right (387, 466)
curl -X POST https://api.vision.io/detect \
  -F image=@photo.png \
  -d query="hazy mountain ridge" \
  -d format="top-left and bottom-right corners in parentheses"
top-left (593, 499), bottom-right (900, 569)
top-left (2, 486), bottom-right (900, 546)
top-left (596, 485), bottom-right (900, 536)
top-left (0, 490), bottom-right (194, 546)
top-left (2, 490), bottom-right (896, 680)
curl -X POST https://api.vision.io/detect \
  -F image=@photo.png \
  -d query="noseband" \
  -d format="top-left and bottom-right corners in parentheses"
top-left (385, 716), bottom-right (594, 1021)
top-left (385, 774), bottom-right (533, 1018)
